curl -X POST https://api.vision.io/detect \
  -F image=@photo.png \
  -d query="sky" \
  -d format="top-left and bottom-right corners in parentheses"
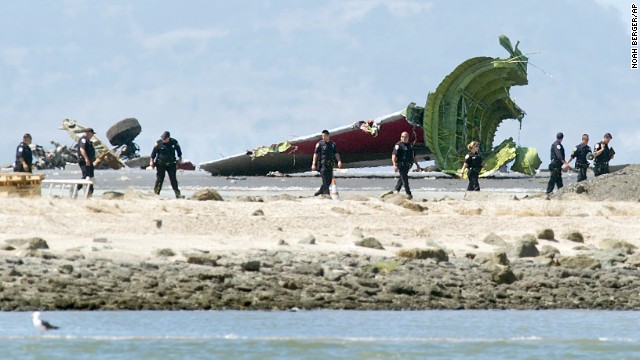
top-left (1, 0), bottom-right (637, 168)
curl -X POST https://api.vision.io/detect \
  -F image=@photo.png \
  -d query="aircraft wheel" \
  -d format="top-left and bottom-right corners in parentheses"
top-left (107, 118), bottom-right (141, 146)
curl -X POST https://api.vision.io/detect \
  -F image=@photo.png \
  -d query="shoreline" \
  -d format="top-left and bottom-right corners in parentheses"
top-left (2, 182), bottom-right (640, 310)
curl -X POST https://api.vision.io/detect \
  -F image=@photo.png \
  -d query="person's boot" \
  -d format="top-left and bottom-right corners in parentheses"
top-left (175, 191), bottom-right (184, 199)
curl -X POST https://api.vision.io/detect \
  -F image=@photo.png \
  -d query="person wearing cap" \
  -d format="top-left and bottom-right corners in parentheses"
top-left (593, 133), bottom-right (614, 177)
top-left (14, 133), bottom-right (33, 173)
top-left (567, 134), bottom-right (591, 182)
top-left (392, 131), bottom-right (421, 199)
top-left (150, 131), bottom-right (184, 198)
top-left (77, 128), bottom-right (97, 196)
top-left (546, 132), bottom-right (570, 194)
top-left (311, 130), bottom-right (342, 196)
top-left (460, 140), bottom-right (482, 191)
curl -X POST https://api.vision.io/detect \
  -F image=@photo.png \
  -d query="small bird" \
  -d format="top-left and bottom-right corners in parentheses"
top-left (32, 311), bottom-right (60, 332)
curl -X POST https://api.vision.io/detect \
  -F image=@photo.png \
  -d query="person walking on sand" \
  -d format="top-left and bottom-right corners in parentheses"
top-left (14, 133), bottom-right (33, 173)
top-left (567, 134), bottom-right (591, 182)
top-left (546, 132), bottom-right (569, 194)
top-left (460, 141), bottom-right (483, 191)
top-left (77, 128), bottom-right (97, 196)
top-left (311, 130), bottom-right (342, 196)
top-left (593, 132), bottom-right (614, 177)
top-left (150, 131), bottom-right (184, 198)
top-left (392, 131), bottom-right (421, 199)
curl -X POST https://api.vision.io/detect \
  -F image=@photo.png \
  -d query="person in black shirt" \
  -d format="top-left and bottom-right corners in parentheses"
top-left (14, 133), bottom-right (33, 173)
top-left (311, 130), bottom-right (342, 196)
top-left (392, 131), bottom-right (421, 199)
top-left (460, 141), bottom-right (483, 191)
top-left (567, 134), bottom-right (591, 182)
top-left (77, 128), bottom-right (97, 196)
top-left (546, 132), bottom-right (570, 194)
top-left (150, 131), bottom-right (184, 198)
top-left (593, 132), bottom-right (613, 177)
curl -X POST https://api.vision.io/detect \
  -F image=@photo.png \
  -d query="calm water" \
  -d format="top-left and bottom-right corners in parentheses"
top-left (1, 310), bottom-right (639, 359)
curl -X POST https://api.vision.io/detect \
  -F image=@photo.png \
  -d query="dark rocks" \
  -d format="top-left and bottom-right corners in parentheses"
top-left (354, 237), bottom-right (384, 250)
top-left (155, 248), bottom-right (176, 257)
top-left (299, 235), bottom-right (316, 245)
top-left (388, 282), bottom-right (418, 296)
top-left (191, 189), bottom-right (223, 201)
top-left (559, 255), bottom-right (601, 270)
top-left (396, 248), bottom-right (449, 263)
top-left (491, 265), bottom-right (518, 284)
top-left (3, 248), bottom-right (640, 311)
top-left (251, 209), bottom-right (264, 216)
top-left (565, 232), bottom-right (584, 243)
top-left (474, 251), bottom-right (509, 266)
top-left (102, 191), bottom-right (125, 200)
top-left (537, 229), bottom-right (555, 240)
top-left (58, 264), bottom-right (74, 274)
top-left (599, 239), bottom-right (637, 254)
top-left (402, 202), bottom-right (427, 212)
top-left (5, 237), bottom-right (49, 251)
top-left (483, 233), bottom-right (506, 247)
top-left (509, 235), bottom-right (539, 258)
top-left (186, 255), bottom-right (219, 267)
top-left (241, 261), bottom-right (261, 272)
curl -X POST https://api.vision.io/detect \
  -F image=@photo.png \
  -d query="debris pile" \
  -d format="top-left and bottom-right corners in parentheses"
top-left (555, 165), bottom-right (640, 201)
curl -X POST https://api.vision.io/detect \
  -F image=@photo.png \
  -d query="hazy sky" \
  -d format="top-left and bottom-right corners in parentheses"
top-left (1, 0), bottom-right (637, 167)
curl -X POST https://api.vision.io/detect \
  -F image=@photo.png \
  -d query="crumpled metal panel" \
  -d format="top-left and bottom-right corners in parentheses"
top-left (423, 35), bottom-right (539, 176)
top-left (511, 146), bottom-right (543, 176)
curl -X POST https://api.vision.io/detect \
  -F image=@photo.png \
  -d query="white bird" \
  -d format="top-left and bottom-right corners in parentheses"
top-left (32, 311), bottom-right (60, 332)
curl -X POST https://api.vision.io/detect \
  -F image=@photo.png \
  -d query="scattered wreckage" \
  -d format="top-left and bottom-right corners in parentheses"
top-left (200, 109), bottom-right (429, 176)
top-left (56, 118), bottom-right (194, 170)
top-left (31, 118), bottom-right (184, 170)
top-left (199, 35), bottom-right (541, 177)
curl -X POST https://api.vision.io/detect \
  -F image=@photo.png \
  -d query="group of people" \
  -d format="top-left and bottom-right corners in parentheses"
top-left (15, 127), bottom-right (616, 199)
top-left (14, 129), bottom-right (185, 198)
top-left (546, 132), bottom-right (614, 194)
top-left (311, 130), bottom-right (483, 199)
top-left (311, 129), bottom-right (617, 199)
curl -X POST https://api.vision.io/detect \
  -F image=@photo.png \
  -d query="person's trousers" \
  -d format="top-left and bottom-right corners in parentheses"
top-left (78, 163), bottom-right (94, 195)
top-left (546, 167), bottom-right (563, 193)
top-left (467, 170), bottom-right (480, 191)
top-left (155, 163), bottom-right (180, 195)
top-left (316, 165), bottom-right (334, 195)
top-left (394, 166), bottom-right (411, 195)
top-left (594, 163), bottom-right (609, 177)
top-left (577, 167), bottom-right (587, 182)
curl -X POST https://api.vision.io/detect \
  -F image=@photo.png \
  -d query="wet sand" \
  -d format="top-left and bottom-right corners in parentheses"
top-left (37, 166), bottom-right (552, 200)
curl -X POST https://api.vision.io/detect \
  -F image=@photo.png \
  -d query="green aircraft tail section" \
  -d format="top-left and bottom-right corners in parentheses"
top-left (423, 35), bottom-right (539, 177)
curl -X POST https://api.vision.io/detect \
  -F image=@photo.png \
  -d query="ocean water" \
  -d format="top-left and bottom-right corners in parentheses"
top-left (1, 310), bottom-right (639, 359)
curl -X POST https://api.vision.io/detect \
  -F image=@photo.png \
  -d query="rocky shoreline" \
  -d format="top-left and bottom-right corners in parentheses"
top-left (3, 165), bottom-right (640, 311)
top-left (2, 236), bottom-right (640, 311)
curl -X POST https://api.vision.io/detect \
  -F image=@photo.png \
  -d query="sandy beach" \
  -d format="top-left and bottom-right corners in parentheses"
top-left (4, 188), bottom-right (640, 261)
top-left (2, 166), bottom-right (640, 310)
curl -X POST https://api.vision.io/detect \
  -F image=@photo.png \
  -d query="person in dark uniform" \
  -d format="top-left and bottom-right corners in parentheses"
top-left (392, 131), bottom-right (421, 199)
top-left (593, 132), bottom-right (614, 177)
top-left (77, 128), bottom-right (97, 196)
top-left (14, 133), bottom-right (33, 173)
top-left (150, 131), bottom-right (184, 198)
top-left (567, 134), bottom-right (591, 182)
top-left (311, 130), bottom-right (342, 196)
top-left (460, 141), bottom-right (483, 191)
top-left (546, 132), bottom-right (570, 194)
